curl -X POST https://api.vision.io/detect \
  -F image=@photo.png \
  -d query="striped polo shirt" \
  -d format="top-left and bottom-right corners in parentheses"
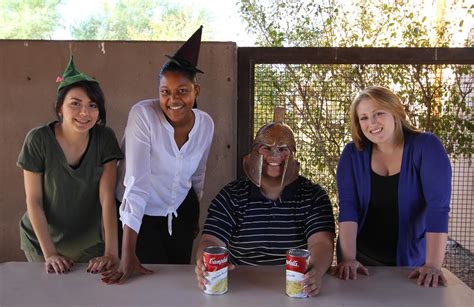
top-left (202, 176), bottom-right (335, 265)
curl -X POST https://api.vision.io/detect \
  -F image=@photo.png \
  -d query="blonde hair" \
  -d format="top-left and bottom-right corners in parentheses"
top-left (350, 86), bottom-right (420, 150)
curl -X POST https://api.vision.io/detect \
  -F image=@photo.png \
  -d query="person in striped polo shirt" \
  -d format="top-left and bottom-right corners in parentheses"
top-left (195, 121), bottom-right (335, 297)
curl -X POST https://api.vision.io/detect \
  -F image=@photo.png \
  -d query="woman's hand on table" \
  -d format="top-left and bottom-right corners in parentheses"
top-left (45, 254), bottom-right (74, 274)
top-left (330, 259), bottom-right (369, 280)
top-left (101, 253), bottom-right (153, 285)
top-left (86, 255), bottom-right (119, 274)
top-left (408, 265), bottom-right (447, 287)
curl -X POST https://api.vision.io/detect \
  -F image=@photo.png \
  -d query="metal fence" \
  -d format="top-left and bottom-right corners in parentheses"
top-left (237, 47), bottom-right (474, 288)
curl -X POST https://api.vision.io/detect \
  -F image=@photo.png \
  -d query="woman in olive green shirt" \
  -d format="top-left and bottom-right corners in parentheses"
top-left (17, 57), bottom-right (123, 275)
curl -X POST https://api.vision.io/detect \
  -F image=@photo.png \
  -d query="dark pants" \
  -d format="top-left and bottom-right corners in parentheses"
top-left (117, 189), bottom-right (199, 264)
top-left (336, 238), bottom-right (392, 266)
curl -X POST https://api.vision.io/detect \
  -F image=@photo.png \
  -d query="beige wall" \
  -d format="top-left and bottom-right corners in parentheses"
top-left (0, 40), bottom-right (237, 262)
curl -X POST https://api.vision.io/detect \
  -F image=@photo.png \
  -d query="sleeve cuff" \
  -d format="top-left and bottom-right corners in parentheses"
top-left (426, 211), bottom-right (449, 233)
top-left (119, 214), bottom-right (142, 234)
top-left (338, 211), bottom-right (358, 223)
top-left (306, 226), bottom-right (336, 239)
top-left (16, 161), bottom-right (43, 173)
top-left (196, 190), bottom-right (204, 201)
top-left (202, 229), bottom-right (230, 245)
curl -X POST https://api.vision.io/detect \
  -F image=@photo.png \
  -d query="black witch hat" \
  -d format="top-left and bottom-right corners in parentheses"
top-left (165, 26), bottom-right (204, 74)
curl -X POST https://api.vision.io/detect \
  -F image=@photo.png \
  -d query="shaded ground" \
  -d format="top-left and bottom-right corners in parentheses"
top-left (444, 238), bottom-right (474, 289)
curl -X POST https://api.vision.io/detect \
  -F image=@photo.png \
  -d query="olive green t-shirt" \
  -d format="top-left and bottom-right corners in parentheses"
top-left (17, 122), bottom-right (124, 261)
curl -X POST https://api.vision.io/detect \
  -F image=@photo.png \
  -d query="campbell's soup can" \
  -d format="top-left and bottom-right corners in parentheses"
top-left (203, 246), bottom-right (229, 295)
top-left (286, 249), bottom-right (310, 298)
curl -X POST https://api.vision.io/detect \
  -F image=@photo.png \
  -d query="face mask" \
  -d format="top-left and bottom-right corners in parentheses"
top-left (243, 122), bottom-right (300, 188)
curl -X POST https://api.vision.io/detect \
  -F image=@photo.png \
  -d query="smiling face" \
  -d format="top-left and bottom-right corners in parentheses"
top-left (159, 70), bottom-right (199, 127)
top-left (243, 122), bottom-right (300, 188)
top-left (257, 144), bottom-right (292, 178)
top-left (58, 87), bottom-right (99, 134)
top-left (253, 122), bottom-right (297, 180)
top-left (356, 97), bottom-right (397, 147)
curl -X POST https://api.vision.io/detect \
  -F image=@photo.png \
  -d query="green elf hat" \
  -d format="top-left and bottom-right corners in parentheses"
top-left (165, 25), bottom-right (204, 74)
top-left (56, 56), bottom-right (98, 92)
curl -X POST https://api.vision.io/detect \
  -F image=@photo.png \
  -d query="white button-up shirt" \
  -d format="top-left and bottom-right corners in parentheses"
top-left (116, 99), bottom-right (214, 235)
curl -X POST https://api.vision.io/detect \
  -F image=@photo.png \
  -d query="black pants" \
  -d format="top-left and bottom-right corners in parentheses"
top-left (117, 189), bottom-right (199, 264)
top-left (336, 238), bottom-right (392, 266)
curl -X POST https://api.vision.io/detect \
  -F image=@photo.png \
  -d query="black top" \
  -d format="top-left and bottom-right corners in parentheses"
top-left (357, 170), bottom-right (399, 266)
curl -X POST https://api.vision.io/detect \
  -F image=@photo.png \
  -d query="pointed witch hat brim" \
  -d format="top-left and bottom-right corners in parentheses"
top-left (165, 25), bottom-right (204, 74)
top-left (57, 56), bottom-right (98, 92)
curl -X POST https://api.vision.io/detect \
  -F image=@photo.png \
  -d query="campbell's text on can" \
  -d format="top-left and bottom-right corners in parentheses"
top-left (286, 248), bottom-right (310, 298)
top-left (203, 246), bottom-right (229, 295)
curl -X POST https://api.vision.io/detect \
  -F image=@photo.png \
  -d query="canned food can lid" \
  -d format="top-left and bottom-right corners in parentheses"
top-left (203, 246), bottom-right (228, 255)
top-left (286, 248), bottom-right (310, 258)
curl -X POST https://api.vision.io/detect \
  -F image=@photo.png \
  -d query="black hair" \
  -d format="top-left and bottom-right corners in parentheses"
top-left (159, 61), bottom-right (197, 84)
top-left (55, 81), bottom-right (107, 125)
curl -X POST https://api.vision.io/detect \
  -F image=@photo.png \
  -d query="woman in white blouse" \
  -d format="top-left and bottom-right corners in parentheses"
top-left (102, 27), bottom-right (214, 284)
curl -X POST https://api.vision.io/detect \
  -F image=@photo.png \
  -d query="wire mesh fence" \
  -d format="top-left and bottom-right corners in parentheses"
top-left (252, 63), bottom-right (473, 288)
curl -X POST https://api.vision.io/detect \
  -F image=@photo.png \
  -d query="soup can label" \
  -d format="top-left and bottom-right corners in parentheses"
top-left (203, 246), bottom-right (228, 295)
top-left (286, 248), bottom-right (310, 298)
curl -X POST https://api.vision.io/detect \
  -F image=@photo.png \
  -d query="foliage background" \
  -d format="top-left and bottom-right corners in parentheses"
top-left (239, 0), bottom-right (473, 207)
top-left (0, 0), bottom-right (214, 40)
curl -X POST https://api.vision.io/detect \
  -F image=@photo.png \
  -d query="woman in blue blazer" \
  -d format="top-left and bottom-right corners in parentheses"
top-left (333, 86), bottom-right (451, 287)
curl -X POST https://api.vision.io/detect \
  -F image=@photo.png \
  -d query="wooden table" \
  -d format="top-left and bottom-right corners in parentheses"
top-left (0, 262), bottom-right (472, 306)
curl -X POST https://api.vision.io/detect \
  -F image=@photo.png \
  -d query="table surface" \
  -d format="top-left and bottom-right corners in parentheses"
top-left (0, 262), bottom-right (472, 307)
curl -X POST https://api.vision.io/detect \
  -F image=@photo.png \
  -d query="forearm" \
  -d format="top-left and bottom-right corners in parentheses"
top-left (99, 160), bottom-right (119, 257)
top-left (425, 232), bottom-right (448, 268)
top-left (27, 203), bottom-right (57, 258)
top-left (338, 221), bottom-right (358, 261)
top-left (23, 171), bottom-right (57, 258)
top-left (191, 161), bottom-right (207, 201)
top-left (192, 178), bottom-right (205, 201)
top-left (101, 200), bottom-right (119, 257)
top-left (121, 225), bottom-right (138, 257)
top-left (308, 238), bottom-right (334, 275)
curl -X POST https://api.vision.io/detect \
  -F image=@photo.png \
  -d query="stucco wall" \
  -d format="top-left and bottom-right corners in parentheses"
top-left (0, 40), bottom-right (237, 262)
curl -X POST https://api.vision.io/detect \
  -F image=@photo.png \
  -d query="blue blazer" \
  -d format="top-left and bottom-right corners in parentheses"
top-left (337, 131), bottom-right (451, 266)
